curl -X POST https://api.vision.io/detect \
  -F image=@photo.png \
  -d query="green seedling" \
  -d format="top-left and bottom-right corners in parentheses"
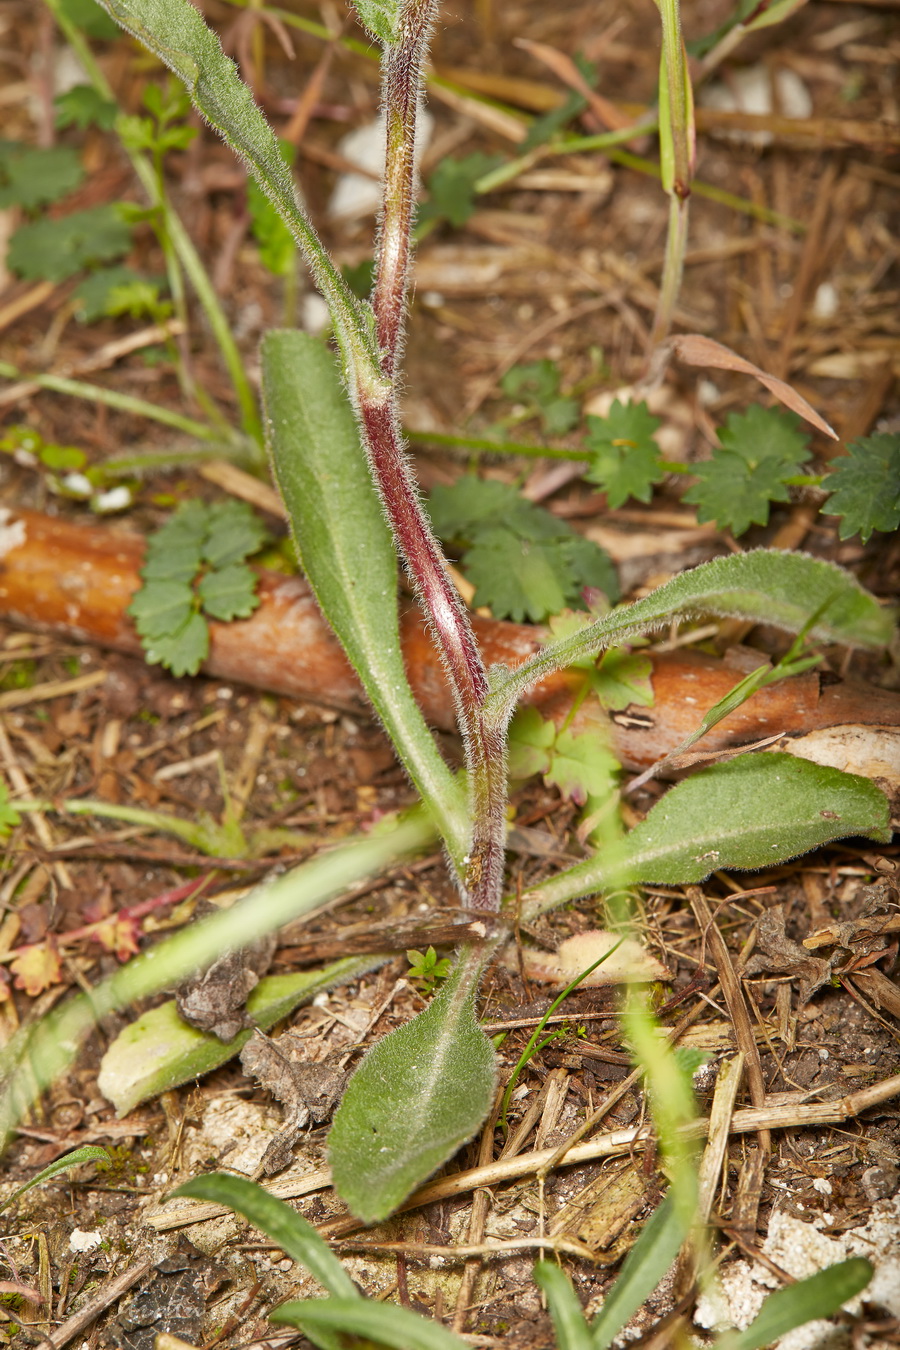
top-left (406, 945), bottom-right (452, 992)
top-left (6, 0), bottom-right (892, 1285)
top-left (0, 1146), bottom-right (110, 1216)
top-left (500, 359), bottom-right (582, 437)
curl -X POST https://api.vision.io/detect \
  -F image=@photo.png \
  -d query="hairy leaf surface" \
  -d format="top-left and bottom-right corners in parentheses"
top-left (523, 754), bottom-right (891, 917)
top-left (488, 550), bottom-right (893, 717)
top-left (262, 331), bottom-right (467, 865)
top-left (329, 958), bottom-right (496, 1223)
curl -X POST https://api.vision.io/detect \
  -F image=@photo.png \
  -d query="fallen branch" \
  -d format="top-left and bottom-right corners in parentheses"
top-left (0, 508), bottom-right (898, 780)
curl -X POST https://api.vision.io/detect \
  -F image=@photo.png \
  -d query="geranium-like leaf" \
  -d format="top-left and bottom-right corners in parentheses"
top-left (329, 959), bottom-right (496, 1222)
top-left (10, 942), bottom-right (63, 997)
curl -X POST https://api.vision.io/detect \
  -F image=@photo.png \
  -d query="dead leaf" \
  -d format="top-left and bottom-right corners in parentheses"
top-left (514, 929), bottom-right (670, 987)
top-left (10, 939), bottom-right (63, 996)
top-left (666, 334), bottom-right (837, 439)
top-left (175, 902), bottom-right (276, 1041)
top-left (743, 905), bottom-right (833, 1000)
top-left (240, 1031), bottom-right (349, 1174)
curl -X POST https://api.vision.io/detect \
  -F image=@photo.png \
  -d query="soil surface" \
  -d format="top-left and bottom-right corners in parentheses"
top-left (0, 0), bottom-right (898, 1346)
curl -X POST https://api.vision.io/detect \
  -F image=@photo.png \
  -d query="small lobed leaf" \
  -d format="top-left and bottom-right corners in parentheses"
top-left (198, 562), bottom-right (260, 621)
top-left (589, 647), bottom-right (654, 711)
top-left (544, 726), bottom-right (619, 808)
top-left (54, 85), bottom-right (118, 131)
top-left (72, 266), bottom-right (163, 323)
top-left (7, 205), bottom-right (132, 283)
top-left (584, 399), bottom-right (664, 508)
top-left (824, 433), bottom-right (900, 543)
top-left (127, 578), bottom-right (195, 638)
top-left (0, 142), bottom-right (84, 211)
top-left (508, 706), bottom-right (557, 780)
top-left (202, 498), bottom-right (269, 568)
top-left (500, 359), bottom-right (580, 436)
top-left (431, 475), bottom-right (618, 622)
top-left (683, 405), bottom-right (811, 536)
top-left (418, 153), bottom-right (504, 231)
top-left (142, 611), bottom-right (210, 677)
top-left (10, 942), bottom-right (64, 997)
top-left (328, 961), bottom-right (496, 1223)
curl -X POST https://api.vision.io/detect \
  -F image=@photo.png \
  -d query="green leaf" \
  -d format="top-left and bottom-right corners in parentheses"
top-left (585, 399), bottom-right (664, 508)
top-left (351, 0), bottom-right (401, 44)
top-left (127, 578), bottom-right (195, 638)
top-left (94, 0), bottom-right (365, 362)
top-left (524, 754), bottom-right (891, 917)
top-left (202, 498), bottom-right (269, 568)
top-left (72, 266), bottom-right (163, 322)
top-left (0, 142), bottom-right (84, 211)
top-left (590, 1192), bottom-right (687, 1349)
top-left (140, 540), bottom-right (203, 584)
top-left (54, 84), bottom-right (118, 130)
top-left (0, 1146), bottom-right (110, 1216)
top-left (172, 1173), bottom-right (360, 1301)
top-left (0, 784), bottom-right (21, 839)
top-left (431, 476), bottom-right (618, 623)
top-left (545, 726), bottom-right (620, 808)
top-left (731, 1257), bottom-right (872, 1350)
top-left (97, 960), bottom-right (394, 1115)
top-left (508, 705), bottom-right (556, 780)
top-left (142, 610), bottom-right (209, 676)
top-left (683, 406), bottom-right (811, 536)
top-left (418, 153), bottom-right (504, 230)
top-left (488, 550), bottom-right (894, 716)
top-left (589, 648), bottom-right (654, 711)
top-left (328, 958), bottom-right (496, 1223)
top-left (0, 811), bottom-right (436, 1148)
top-left (534, 1262), bottom-right (592, 1350)
top-left (500, 359), bottom-right (580, 436)
top-left (824, 433), bottom-right (900, 543)
top-left (247, 174), bottom-right (295, 276)
top-left (7, 205), bottom-right (132, 282)
top-left (262, 330), bottom-right (468, 868)
top-left (57, 0), bottom-right (121, 37)
top-left (272, 1298), bottom-right (471, 1350)
top-left (198, 562), bottom-right (260, 621)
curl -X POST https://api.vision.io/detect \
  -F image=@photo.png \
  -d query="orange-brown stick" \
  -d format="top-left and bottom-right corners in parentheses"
top-left (1, 509), bottom-right (898, 773)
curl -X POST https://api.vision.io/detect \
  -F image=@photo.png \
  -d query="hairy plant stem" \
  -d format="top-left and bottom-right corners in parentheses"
top-left (344, 0), bottom-right (511, 913)
top-left (372, 0), bottom-right (436, 371)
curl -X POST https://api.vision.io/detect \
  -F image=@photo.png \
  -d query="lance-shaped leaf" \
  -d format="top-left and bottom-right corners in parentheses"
top-left (97, 958), bottom-right (384, 1116)
top-left (729, 1258), bottom-right (872, 1350)
top-left (0, 1146), bottom-right (110, 1216)
top-left (328, 955), bottom-right (496, 1223)
top-left (273, 1297), bottom-right (471, 1350)
top-left (262, 330), bottom-right (468, 868)
top-left (487, 551), bottom-right (893, 719)
top-left (96, 0), bottom-right (371, 365)
top-left (523, 754), bottom-right (891, 917)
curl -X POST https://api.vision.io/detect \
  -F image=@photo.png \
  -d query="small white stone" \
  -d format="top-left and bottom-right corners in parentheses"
top-left (813, 282), bottom-right (839, 320)
top-left (69, 1229), bottom-right (103, 1253)
top-left (92, 485), bottom-right (133, 514)
top-left (813, 1177), bottom-right (833, 1196)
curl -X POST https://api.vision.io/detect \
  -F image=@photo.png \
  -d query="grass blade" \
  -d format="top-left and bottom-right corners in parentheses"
top-left (172, 1173), bottom-right (358, 1300)
top-left (730, 1258), bottom-right (872, 1350)
top-left (272, 1297), bottom-right (470, 1349)
top-left (0, 1146), bottom-right (109, 1215)
top-left (534, 1261), bottom-right (593, 1350)
top-left (590, 1192), bottom-right (686, 1349)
